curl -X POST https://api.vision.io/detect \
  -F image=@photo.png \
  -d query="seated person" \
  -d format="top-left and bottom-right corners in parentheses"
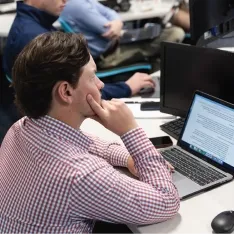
top-left (0, 31), bottom-right (180, 233)
top-left (2, 0), bottom-right (155, 100)
top-left (61, 0), bottom-right (185, 69)
top-left (162, 0), bottom-right (190, 32)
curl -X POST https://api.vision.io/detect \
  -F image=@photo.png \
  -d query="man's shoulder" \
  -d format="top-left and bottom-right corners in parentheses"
top-left (11, 16), bottom-right (49, 37)
top-left (6, 17), bottom-right (50, 51)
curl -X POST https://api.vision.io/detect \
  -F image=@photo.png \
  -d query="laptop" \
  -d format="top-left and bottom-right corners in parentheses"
top-left (159, 91), bottom-right (234, 199)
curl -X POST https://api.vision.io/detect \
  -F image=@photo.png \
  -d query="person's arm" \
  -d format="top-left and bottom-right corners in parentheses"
top-left (95, 0), bottom-right (120, 21)
top-left (101, 73), bottom-right (156, 100)
top-left (95, 1), bottom-right (123, 39)
top-left (69, 127), bottom-right (180, 225)
top-left (62, 0), bottom-right (110, 35)
top-left (84, 131), bottom-right (129, 168)
top-left (101, 82), bottom-right (131, 100)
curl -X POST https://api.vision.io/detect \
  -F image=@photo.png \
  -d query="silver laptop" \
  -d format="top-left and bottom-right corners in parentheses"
top-left (159, 91), bottom-right (234, 199)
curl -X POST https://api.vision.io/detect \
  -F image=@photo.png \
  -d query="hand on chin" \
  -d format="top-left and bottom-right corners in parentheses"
top-left (84, 110), bottom-right (97, 119)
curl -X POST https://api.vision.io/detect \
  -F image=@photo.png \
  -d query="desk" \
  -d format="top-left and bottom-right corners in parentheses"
top-left (81, 118), bottom-right (234, 234)
top-left (0, 0), bottom-right (174, 37)
top-left (120, 0), bottom-right (175, 22)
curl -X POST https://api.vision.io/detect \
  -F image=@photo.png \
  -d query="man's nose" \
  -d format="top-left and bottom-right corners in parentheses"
top-left (97, 78), bottom-right (104, 90)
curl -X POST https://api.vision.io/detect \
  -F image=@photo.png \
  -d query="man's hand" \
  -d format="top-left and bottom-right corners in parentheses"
top-left (87, 95), bottom-right (138, 136)
top-left (127, 156), bottom-right (138, 177)
top-left (127, 156), bottom-right (174, 177)
top-left (125, 73), bottom-right (156, 96)
top-left (102, 20), bottom-right (123, 40)
top-left (166, 161), bottom-right (175, 173)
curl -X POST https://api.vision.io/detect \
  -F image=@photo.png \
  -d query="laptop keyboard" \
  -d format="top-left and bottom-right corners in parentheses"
top-left (160, 118), bottom-right (185, 140)
top-left (161, 148), bottom-right (226, 186)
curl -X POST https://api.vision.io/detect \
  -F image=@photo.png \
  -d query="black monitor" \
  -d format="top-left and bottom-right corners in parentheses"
top-left (189, 0), bottom-right (234, 45)
top-left (160, 42), bottom-right (234, 117)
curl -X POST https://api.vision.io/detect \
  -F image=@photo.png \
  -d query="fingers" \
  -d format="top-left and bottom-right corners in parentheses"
top-left (104, 22), bottom-right (111, 28)
top-left (131, 73), bottom-right (156, 87)
top-left (140, 81), bottom-right (155, 89)
top-left (101, 99), bottom-right (115, 110)
top-left (141, 76), bottom-right (156, 87)
top-left (166, 161), bottom-right (175, 173)
top-left (103, 31), bottom-right (115, 39)
top-left (87, 94), bottom-right (105, 117)
top-left (102, 29), bottom-right (114, 38)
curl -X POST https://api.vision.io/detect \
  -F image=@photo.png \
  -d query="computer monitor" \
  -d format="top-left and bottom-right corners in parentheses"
top-left (189, 0), bottom-right (234, 46)
top-left (160, 42), bottom-right (234, 117)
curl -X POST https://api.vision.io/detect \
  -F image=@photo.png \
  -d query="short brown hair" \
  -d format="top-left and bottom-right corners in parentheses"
top-left (12, 32), bottom-right (90, 119)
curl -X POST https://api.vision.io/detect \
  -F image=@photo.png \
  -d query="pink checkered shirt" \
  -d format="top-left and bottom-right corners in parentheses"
top-left (0, 116), bottom-right (179, 233)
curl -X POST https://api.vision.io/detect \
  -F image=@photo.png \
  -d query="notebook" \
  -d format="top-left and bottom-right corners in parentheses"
top-left (159, 91), bottom-right (234, 199)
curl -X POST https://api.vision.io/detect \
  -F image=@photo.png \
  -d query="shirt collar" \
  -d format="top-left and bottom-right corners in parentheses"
top-left (17, 1), bottom-right (58, 29)
top-left (29, 116), bottom-right (93, 149)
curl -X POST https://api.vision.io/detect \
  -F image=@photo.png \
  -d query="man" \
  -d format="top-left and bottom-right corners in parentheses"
top-left (61, 0), bottom-right (185, 69)
top-left (0, 32), bottom-right (180, 233)
top-left (3, 0), bottom-right (155, 100)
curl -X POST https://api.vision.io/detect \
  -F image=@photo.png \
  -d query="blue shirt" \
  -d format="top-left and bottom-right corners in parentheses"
top-left (2, 1), bottom-right (131, 100)
top-left (61, 0), bottom-right (120, 58)
top-left (3, 1), bottom-right (58, 78)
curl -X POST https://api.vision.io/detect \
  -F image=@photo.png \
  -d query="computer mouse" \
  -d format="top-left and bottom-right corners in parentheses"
top-left (211, 210), bottom-right (234, 233)
top-left (138, 86), bottom-right (155, 95)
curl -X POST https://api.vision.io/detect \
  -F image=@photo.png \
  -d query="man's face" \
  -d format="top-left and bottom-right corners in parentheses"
top-left (73, 56), bottom-right (104, 118)
top-left (40, 0), bottom-right (67, 16)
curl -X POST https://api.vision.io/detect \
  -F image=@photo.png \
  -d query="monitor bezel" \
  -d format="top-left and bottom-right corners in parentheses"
top-left (160, 42), bottom-right (191, 117)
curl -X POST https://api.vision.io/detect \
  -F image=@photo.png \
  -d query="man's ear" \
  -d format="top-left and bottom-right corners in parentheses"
top-left (54, 81), bottom-right (74, 104)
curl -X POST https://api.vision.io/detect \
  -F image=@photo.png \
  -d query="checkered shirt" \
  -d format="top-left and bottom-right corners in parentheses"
top-left (0, 116), bottom-right (180, 233)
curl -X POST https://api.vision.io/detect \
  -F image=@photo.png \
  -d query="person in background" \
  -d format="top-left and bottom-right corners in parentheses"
top-left (61, 0), bottom-right (185, 69)
top-left (3, 0), bottom-right (155, 100)
top-left (0, 31), bottom-right (179, 233)
top-left (0, 0), bottom-right (155, 143)
top-left (163, 0), bottom-right (190, 32)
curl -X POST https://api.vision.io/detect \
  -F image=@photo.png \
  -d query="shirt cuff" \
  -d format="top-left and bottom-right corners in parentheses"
top-left (121, 82), bottom-right (132, 97)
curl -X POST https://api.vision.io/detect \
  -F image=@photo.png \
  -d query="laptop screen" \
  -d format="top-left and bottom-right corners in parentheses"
top-left (180, 93), bottom-right (234, 169)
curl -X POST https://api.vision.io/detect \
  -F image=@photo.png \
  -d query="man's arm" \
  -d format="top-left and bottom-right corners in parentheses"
top-left (95, 1), bottom-right (123, 39)
top-left (70, 128), bottom-right (180, 224)
top-left (85, 131), bottom-right (129, 168)
top-left (101, 73), bottom-right (156, 100)
top-left (102, 82), bottom-right (132, 100)
top-left (95, 0), bottom-right (120, 21)
top-left (62, 0), bottom-right (111, 35)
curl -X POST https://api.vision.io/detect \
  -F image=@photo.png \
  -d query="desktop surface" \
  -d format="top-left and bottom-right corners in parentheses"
top-left (81, 118), bottom-right (234, 234)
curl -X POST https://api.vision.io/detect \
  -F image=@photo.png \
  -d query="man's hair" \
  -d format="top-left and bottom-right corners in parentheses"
top-left (12, 32), bottom-right (90, 119)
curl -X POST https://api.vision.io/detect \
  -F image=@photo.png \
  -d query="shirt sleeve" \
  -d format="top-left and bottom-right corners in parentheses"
top-left (101, 82), bottom-right (132, 100)
top-left (85, 132), bottom-right (129, 167)
top-left (62, 0), bottom-right (112, 35)
top-left (95, 0), bottom-right (120, 21)
top-left (69, 128), bottom-right (180, 225)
